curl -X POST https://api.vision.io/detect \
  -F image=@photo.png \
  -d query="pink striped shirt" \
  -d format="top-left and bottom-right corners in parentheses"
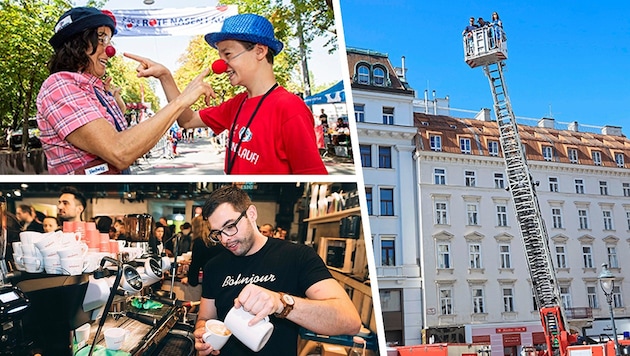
top-left (36, 72), bottom-right (127, 175)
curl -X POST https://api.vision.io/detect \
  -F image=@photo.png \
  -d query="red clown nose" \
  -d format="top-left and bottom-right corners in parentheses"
top-left (105, 45), bottom-right (116, 58)
top-left (211, 59), bottom-right (228, 74)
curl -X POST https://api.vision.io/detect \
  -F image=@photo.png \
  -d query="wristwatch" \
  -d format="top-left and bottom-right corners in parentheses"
top-left (276, 292), bottom-right (295, 318)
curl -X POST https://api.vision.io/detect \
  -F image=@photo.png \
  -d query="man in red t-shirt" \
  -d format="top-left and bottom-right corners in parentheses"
top-left (126, 14), bottom-right (327, 175)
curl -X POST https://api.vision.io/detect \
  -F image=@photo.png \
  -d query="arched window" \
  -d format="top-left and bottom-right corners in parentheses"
top-left (357, 65), bottom-right (369, 84)
top-left (373, 67), bottom-right (385, 86)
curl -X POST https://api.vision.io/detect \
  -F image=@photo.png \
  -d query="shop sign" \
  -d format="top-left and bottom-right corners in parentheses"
top-left (472, 335), bottom-right (491, 343)
top-left (502, 333), bottom-right (522, 347)
top-left (496, 327), bottom-right (526, 333)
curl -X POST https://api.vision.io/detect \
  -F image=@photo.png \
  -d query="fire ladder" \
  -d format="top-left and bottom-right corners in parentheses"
top-left (465, 25), bottom-right (577, 356)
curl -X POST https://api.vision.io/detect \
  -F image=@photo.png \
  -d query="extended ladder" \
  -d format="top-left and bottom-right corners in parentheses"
top-left (482, 62), bottom-right (573, 356)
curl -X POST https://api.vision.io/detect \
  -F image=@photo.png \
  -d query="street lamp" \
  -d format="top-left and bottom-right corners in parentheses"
top-left (599, 263), bottom-right (621, 356)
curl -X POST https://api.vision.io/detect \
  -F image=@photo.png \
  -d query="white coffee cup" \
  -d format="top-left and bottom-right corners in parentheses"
top-left (60, 257), bottom-right (88, 275)
top-left (34, 231), bottom-right (61, 251)
top-left (12, 242), bottom-right (22, 255)
top-left (224, 306), bottom-right (274, 352)
top-left (202, 319), bottom-right (232, 351)
top-left (21, 243), bottom-right (37, 257)
top-left (12, 254), bottom-right (25, 271)
top-left (62, 232), bottom-right (80, 245)
top-left (57, 243), bottom-right (88, 259)
top-left (23, 256), bottom-right (44, 273)
top-left (104, 327), bottom-right (129, 350)
top-left (20, 231), bottom-right (42, 245)
top-left (44, 254), bottom-right (62, 274)
top-left (74, 323), bottom-right (91, 350)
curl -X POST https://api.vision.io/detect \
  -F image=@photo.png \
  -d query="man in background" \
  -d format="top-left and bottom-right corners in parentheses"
top-left (16, 204), bottom-right (44, 232)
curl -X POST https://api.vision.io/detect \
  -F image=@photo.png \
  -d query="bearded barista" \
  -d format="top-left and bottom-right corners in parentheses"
top-left (57, 186), bottom-right (86, 222)
top-left (193, 185), bottom-right (360, 355)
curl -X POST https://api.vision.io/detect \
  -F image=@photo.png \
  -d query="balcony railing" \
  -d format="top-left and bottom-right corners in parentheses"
top-left (565, 307), bottom-right (593, 320)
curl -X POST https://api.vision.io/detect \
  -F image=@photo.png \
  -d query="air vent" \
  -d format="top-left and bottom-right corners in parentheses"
top-left (421, 122), bottom-right (429, 126)
top-left (450, 125), bottom-right (457, 129)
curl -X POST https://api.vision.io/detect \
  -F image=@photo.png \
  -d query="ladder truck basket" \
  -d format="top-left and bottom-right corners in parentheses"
top-left (463, 26), bottom-right (508, 68)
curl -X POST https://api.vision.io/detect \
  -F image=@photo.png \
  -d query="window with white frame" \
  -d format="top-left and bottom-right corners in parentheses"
top-left (502, 287), bottom-right (515, 312)
top-left (488, 141), bottom-right (499, 156)
top-left (469, 244), bottom-right (482, 269)
top-left (380, 188), bottom-right (394, 216)
top-left (607, 246), bottom-right (619, 268)
top-left (603, 210), bottom-right (614, 230)
top-left (560, 285), bottom-right (572, 309)
top-left (378, 146), bottom-right (392, 168)
top-left (465, 171), bottom-right (476, 187)
top-left (552, 208), bottom-right (563, 229)
top-left (549, 177), bottom-right (559, 192)
top-left (359, 145), bottom-right (372, 167)
top-left (543, 146), bottom-right (553, 161)
top-left (624, 183), bottom-right (630, 197)
top-left (439, 287), bottom-right (453, 315)
top-left (381, 237), bottom-right (395, 266)
top-left (627, 211), bottom-right (630, 230)
top-left (555, 245), bottom-right (568, 268)
top-left (435, 202), bottom-right (448, 225)
top-left (434, 168), bottom-right (446, 185)
top-left (600, 181), bottom-right (608, 195)
top-left (430, 135), bottom-right (442, 151)
top-left (568, 148), bottom-right (579, 163)
top-left (613, 285), bottom-right (623, 308)
top-left (582, 246), bottom-right (594, 268)
top-left (357, 65), bottom-right (369, 84)
top-left (467, 203), bottom-right (479, 225)
top-left (472, 288), bottom-right (485, 313)
top-left (587, 286), bottom-right (599, 308)
top-left (494, 173), bottom-right (505, 189)
top-left (497, 205), bottom-right (508, 227)
top-left (365, 187), bottom-right (373, 216)
top-left (354, 104), bottom-right (365, 122)
top-left (592, 151), bottom-right (602, 165)
top-left (578, 209), bottom-right (589, 229)
top-left (460, 138), bottom-right (472, 154)
top-left (373, 67), bottom-right (385, 86)
top-left (382, 107), bottom-right (394, 125)
top-left (437, 243), bottom-right (451, 269)
top-left (575, 179), bottom-right (585, 194)
top-left (616, 153), bottom-right (625, 168)
top-left (499, 244), bottom-right (512, 269)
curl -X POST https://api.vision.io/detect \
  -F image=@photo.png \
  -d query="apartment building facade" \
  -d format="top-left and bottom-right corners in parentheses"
top-left (349, 47), bottom-right (630, 354)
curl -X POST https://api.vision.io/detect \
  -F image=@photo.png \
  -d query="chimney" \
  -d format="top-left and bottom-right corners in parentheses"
top-left (602, 125), bottom-right (623, 136)
top-left (401, 56), bottom-right (406, 81)
top-left (538, 117), bottom-right (555, 129)
top-left (568, 121), bottom-right (579, 132)
top-left (474, 108), bottom-right (492, 121)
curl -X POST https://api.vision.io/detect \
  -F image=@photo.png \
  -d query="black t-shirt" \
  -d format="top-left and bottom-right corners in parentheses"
top-left (202, 238), bottom-right (332, 356)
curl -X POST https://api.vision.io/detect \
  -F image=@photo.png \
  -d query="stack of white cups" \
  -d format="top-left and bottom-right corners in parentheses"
top-left (14, 231), bottom-right (95, 275)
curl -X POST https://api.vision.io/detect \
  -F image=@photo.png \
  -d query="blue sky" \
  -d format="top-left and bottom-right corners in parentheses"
top-left (338, 0), bottom-right (630, 135)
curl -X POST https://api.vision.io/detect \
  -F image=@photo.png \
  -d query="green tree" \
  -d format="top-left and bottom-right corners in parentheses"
top-left (0, 0), bottom-right (71, 148)
top-left (106, 55), bottom-right (161, 114)
top-left (172, 0), bottom-right (335, 100)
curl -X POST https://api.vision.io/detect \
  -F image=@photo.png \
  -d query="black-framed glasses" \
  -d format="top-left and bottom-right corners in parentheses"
top-left (208, 209), bottom-right (247, 243)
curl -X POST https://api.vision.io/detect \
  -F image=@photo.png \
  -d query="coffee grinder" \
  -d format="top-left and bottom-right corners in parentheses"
top-left (124, 213), bottom-right (153, 255)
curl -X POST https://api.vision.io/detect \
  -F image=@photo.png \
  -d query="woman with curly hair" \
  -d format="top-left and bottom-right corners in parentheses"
top-left (36, 6), bottom-right (213, 175)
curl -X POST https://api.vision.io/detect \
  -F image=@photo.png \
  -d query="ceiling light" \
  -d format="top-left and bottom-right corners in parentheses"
top-left (143, 0), bottom-right (155, 5)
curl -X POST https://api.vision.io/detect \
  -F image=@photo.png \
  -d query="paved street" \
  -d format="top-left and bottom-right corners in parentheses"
top-left (130, 136), bottom-right (356, 176)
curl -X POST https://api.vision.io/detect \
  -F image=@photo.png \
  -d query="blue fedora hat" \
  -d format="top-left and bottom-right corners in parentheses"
top-left (205, 13), bottom-right (283, 56)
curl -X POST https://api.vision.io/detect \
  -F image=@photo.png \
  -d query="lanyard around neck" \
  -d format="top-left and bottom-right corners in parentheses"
top-left (226, 83), bottom-right (278, 174)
